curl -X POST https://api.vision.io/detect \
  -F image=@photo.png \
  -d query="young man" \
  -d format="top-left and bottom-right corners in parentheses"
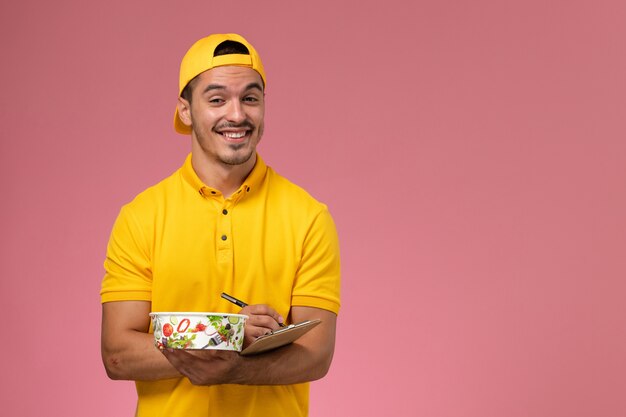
top-left (100, 33), bottom-right (341, 416)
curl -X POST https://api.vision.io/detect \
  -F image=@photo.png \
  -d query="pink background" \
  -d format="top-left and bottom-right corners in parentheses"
top-left (1, 1), bottom-right (625, 416)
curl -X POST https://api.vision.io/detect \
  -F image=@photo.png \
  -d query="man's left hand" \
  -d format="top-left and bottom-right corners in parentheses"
top-left (161, 349), bottom-right (242, 385)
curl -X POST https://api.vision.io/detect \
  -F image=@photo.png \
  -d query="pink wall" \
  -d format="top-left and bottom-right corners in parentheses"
top-left (1, 1), bottom-right (625, 416)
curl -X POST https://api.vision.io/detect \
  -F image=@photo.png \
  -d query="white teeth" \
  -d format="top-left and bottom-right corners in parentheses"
top-left (222, 131), bottom-right (246, 139)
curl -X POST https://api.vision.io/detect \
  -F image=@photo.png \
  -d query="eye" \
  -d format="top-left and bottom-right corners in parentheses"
top-left (243, 96), bottom-right (260, 103)
top-left (208, 97), bottom-right (225, 105)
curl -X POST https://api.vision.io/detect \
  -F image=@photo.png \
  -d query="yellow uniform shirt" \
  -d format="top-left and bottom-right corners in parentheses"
top-left (101, 154), bottom-right (340, 417)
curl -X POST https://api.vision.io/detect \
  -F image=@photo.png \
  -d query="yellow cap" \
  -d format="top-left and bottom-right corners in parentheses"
top-left (174, 33), bottom-right (266, 134)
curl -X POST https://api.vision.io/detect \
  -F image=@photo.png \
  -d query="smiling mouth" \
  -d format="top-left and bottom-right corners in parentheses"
top-left (220, 131), bottom-right (247, 139)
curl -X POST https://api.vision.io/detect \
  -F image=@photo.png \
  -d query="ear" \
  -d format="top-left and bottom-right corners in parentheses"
top-left (177, 97), bottom-right (192, 127)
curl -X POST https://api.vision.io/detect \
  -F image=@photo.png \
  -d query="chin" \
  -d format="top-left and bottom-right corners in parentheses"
top-left (219, 149), bottom-right (255, 166)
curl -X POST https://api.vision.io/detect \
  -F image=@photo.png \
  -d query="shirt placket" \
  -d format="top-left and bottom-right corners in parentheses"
top-left (217, 199), bottom-right (233, 265)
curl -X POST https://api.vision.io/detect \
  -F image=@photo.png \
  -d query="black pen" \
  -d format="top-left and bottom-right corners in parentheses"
top-left (220, 292), bottom-right (285, 327)
top-left (221, 292), bottom-right (248, 308)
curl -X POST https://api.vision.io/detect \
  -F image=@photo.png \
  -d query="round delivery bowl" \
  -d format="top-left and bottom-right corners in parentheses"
top-left (150, 312), bottom-right (248, 351)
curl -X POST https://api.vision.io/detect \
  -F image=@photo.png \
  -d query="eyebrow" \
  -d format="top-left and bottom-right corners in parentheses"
top-left (245, 82), bottom-right (264, 92)
top-left (203, 84), bottom-right (226, 93)
top-left (202, 82), bottom-right (264, 94)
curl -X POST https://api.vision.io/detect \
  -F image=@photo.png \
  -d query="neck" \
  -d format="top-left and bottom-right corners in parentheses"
top-left (191, 150), bottom-right (257, 198)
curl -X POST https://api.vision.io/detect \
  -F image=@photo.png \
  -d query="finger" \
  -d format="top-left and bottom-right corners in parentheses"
top-left (240, 304), bottom-right (283, 321)
top-left (240, 304), bottom-right (284, 326)
top-left (162, 349), bottom-right (197, 374)
top-left (246, 314), bottom-right (283, 330)
top-left (244, 325), bottom-right (273, 340)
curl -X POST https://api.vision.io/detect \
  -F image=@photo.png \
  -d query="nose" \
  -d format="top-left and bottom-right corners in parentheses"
top-left (225, 100), bottom-right (246, 124)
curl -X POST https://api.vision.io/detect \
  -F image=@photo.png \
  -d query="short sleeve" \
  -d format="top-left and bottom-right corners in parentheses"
top-left (100, 205), bottom-right (153, 303)
top-left (291, 207), bottom-right (341, 314)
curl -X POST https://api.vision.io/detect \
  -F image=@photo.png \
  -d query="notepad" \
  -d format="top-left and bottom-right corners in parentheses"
top-left (240, 319), bottom-right (321, 356)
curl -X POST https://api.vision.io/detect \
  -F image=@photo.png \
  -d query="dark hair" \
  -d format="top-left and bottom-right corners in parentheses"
top-left (180, 41), bottom-right (250, 102)
top-left (213, 40), bottom-right (249, 57)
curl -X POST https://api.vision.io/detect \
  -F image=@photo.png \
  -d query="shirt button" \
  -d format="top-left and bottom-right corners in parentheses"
top-left (222, 209), bottom-right (228, 215)
top-left (221, 235), bottom-right (227, 241)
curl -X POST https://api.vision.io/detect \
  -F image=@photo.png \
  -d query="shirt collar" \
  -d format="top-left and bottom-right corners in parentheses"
top-left (180, 153), bottom-right (267, 201)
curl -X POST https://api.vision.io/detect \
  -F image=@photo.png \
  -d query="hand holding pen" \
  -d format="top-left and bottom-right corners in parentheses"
top-left (221, 292), bottom-right (286, 328)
